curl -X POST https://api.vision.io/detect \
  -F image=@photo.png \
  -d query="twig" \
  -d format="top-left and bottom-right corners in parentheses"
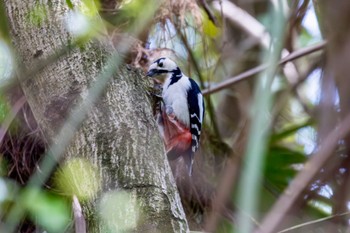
top-left (255, 111), bottom-right (350, 233)
top-left (202, 41), bottom-right (327, 96)
top-left (277, 211), bottom-right (350, 233)
top-left (270, 57), bottom-right (322, 123)
top-left (212, 0), bottom-right (270, 48)
top-left (212, 0), bottom-right (300, 84)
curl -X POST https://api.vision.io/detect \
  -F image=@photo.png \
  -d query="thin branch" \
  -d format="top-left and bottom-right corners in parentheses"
top-left (255, 110), bottom-right (350, 233)
top-left (270, 57), bottom-right (322, 124)
top-left (212, 0), bottom-right (300, 84)
top-left (277, 211), bottom-right (350, 233)
top-left (202, 41), bottom-right (327, 96)
top-left (212, 0), bottom-right (270, 48)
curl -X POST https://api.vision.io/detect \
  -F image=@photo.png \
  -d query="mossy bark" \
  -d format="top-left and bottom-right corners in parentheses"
top-left (5, 0), bottom-right (188, 232)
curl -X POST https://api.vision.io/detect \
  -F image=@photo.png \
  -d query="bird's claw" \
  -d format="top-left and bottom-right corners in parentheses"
top-left (151, 92), bottom-right (162, 99)
top-left (166, 106), bottom-right (175, 119)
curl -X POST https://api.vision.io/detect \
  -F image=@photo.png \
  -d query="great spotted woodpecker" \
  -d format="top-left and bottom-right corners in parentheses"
top-left (147, 57), bottom-right (205, 175)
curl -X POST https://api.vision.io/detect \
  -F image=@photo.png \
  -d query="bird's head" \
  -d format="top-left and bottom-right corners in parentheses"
top-left (146, 57), bottom-right (180, 78)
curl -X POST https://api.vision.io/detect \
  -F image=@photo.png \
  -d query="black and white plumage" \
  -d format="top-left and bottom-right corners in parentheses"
top-left (147, 57), bottom-right (205, 175)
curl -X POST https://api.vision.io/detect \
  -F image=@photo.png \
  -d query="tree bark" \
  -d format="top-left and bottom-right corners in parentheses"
top-left (5, 1), bottom-right (188, 232)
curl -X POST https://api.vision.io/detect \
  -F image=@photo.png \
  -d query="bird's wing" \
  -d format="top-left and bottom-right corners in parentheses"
top-left (187, 78), bottom-right (204, 154)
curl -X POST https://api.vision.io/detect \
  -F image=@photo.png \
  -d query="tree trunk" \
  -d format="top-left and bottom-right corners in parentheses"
top-left (5, 1), bottom-right (188, 232)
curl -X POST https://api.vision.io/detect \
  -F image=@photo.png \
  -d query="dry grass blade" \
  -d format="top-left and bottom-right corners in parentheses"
top-left (72, 195), bottom-right (86, 233)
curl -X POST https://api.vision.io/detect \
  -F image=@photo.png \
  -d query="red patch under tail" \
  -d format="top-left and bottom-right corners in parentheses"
top-left (160, 109), bottom-right (191, 158)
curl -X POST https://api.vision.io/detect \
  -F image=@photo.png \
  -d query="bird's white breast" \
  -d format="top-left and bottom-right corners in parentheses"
top-left (162, 74), bottom-right (191, 127)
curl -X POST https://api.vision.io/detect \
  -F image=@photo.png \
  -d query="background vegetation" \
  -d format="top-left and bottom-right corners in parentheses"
top-left (1, 0), bottom-right (349, 232)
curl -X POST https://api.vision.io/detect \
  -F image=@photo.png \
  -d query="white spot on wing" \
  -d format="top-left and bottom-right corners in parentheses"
top-left (192, 146), bottom-right (196, 152)
top-left (190, 113), bottom-right (200, 121)
top-left (198, 93), bottom-right (204, 123)
top-left (191, 124), bottom-right (200, 133)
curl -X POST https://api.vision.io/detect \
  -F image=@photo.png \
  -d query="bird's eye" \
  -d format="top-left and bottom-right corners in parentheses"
top-left (159, 62), bottom-right (163, 67)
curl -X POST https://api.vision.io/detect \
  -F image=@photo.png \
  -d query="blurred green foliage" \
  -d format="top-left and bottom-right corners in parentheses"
top-left (99, 191), bottom-right (141, 232)
top-left (265, 145), bottom-right (306, 191)
top-left (22, 188), bottom-right (70, 232)
top-left (54, 158), bottom-right (101, 200)
top-left (65, 0), bottom-right (74, 9)
top-left (80, 0), bottom-right (100, 16)
top-left (102, 0), bottom-right (152, 30)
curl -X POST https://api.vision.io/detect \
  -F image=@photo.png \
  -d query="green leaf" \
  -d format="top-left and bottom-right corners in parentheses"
top-left (265, 145), bottom-right (306, 191)
top-left (202, 10), bottom-right (220, 38)
top-left (270, 119), bottom-right (313, 143)
top-left (66, 0), bottom-right (74, 9)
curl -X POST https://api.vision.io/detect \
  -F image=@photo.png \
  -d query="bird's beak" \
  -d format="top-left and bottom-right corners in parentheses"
top-left (146, 69), bottom-right (157, 77)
